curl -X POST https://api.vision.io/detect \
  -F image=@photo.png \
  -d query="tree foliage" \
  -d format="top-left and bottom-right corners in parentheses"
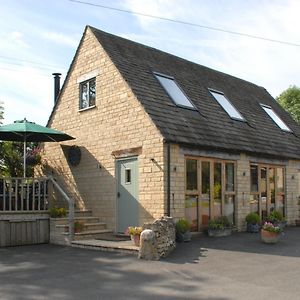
top-left (276, 85), bottom-right (300, 123)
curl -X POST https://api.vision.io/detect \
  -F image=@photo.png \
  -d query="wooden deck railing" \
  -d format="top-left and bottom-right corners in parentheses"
top-left (0, 177), bottom-right (49, 212)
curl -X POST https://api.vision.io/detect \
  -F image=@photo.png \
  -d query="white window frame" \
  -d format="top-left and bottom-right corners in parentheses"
top-left (260, 104), bottom-right (292, 132)
top-left (154, 72), bottom-right (196, 110)
top-left (209, 89), bottom-right (245, 121)
top-left (79, 77), bottom-right (96, 110)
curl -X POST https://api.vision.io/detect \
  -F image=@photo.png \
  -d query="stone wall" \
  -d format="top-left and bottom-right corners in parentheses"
top-left (143, 216), bottom-right (176, 258)
top-left (42, 27), bottom-right (165, 230)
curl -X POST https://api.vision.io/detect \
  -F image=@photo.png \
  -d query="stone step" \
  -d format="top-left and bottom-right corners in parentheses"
top-left (55, 222), bottom-right (107, 233)
top-left (71, 239), bottom-right (139, 255)
top-left (51, 216), bottom-right (100, 225)
top-left (67, 209), bottom-right (93, 217)
top-left (72, 229), bottom-right (113, 240)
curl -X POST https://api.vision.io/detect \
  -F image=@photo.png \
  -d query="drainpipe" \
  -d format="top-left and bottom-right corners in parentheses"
top-left (166, 143), bottom-right (171, 217)
top-left (52, 73), bottom-right (61, 104)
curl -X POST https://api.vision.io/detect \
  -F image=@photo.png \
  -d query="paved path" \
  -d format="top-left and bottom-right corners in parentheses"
top-left (1, 227), bottom-right (300, 300)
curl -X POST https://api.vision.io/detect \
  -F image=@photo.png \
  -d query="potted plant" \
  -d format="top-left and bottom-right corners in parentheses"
top-left (175, 218), bottom-right (192, 242)
top-left (49, 207), bottom-right (67, 218)
top-left (245, 212), bottom-right (260, 233)
top-left (261, 222), bottom-right (282, 244)
top-left (266, 210), bottom-right (286, 229)
top-left (208, 216), bottom-right (232, 237)
top-left (126, 226), bottom-right (143, 246)
top-left (74, 221), bottom-right (85, 233)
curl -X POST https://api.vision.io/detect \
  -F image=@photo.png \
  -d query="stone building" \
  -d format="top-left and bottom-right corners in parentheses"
top-left (44, 25), bottom-right (300, 233)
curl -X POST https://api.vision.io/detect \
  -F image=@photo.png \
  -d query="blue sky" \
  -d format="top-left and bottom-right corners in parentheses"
top-left (0, 0), bottom-right (299, 125)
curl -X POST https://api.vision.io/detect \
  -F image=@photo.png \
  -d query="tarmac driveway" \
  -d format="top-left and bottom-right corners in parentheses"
top-left (1, 227), bottom-right (300, 300)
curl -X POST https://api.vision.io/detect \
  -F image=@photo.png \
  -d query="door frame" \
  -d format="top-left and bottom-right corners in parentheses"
top-left (115, 156), bottom-right (139, 233)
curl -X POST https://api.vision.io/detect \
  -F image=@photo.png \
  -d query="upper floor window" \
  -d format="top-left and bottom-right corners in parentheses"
top-left (209, 89), bottom-right (245, 121)
top-left (154, 73), bottom-right (196, 109)
top-left (79, 77), bottom-right (96, 110)
top-left (260, 104), bottom-right (292, 132)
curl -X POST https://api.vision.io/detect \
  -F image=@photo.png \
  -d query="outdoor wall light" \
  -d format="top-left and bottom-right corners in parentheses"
top-left (243, 171), bottom-right (246, 176)
top-left (291, 175), bottom-right (295, 180)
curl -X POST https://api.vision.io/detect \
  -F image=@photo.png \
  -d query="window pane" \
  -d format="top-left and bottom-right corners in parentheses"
top-left (260, 167), bottom-right (267, 220)
top-left (276, 167), bottom-right (284, 193)
top-left (186, 159), bottom-right (197, 190)
top-left (269, 168), bottom-right (275, 211)
top-left (261, 105), bottom-right (291, 132)
top-left (125, 169), bottom-right (131, 184)
top-left (213, 162), bottom-right (222, 217)
top-left (201, 161), bottom-right (210, 226)
top-left (225, 163), bottom-right (234, 192)
top-left (249, 194), bottom-right (259, 214)
top-left (210, 90), bottom-right (244, 121)
top-left (224, 195), bottom-right (234, 225)
top-left (201, 161), bottom-right (210, 194)
top-left (89, 78), bottom-right (96, 106)
top-left (250, 165), bottom-right (258, 192)
top-left (185, 195), bottom-right (198, 231)
top-left (155, 74), bottom-right (195, 108)
top-left (80, 82), bottom-right (88, 109)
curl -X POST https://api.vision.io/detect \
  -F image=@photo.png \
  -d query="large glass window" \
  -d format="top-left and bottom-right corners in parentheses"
top-left (209, 90), bottom-right (245, 121)
top-left (79, 77), bottom-right (96, 109)
top-left (155, 73), bottom-right (195, 109)
top-left (250, 164), bottom-right (286, 219)
top-left (185, 158), bottom-right (236, 230)
top-left (261, 104), bottom-right (292, 132)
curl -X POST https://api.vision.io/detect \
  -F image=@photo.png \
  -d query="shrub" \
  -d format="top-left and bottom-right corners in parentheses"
top-left (175, 218), bottom-right (191, 234)
top-left (245, 212), bottom-right (260, 224)
top-left (208, 216), bottom-right (231, 230)
top-left (49, 207), bottom-right (67, 218)
top-left (266, 210), bottom-right (284, 223)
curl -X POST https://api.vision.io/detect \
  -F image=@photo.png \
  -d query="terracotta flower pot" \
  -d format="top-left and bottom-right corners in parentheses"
top-left (261, 229), bottom-right (280, 244)
top-left (131, 234), bottom-right (140, 246)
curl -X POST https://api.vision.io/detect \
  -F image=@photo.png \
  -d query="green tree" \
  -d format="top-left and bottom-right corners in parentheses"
top-left (276, 85), bottom-right (300, 123)
top-left (0, 100), bottom-right (4, 124)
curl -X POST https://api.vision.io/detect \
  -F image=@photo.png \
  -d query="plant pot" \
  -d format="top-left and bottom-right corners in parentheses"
top-left (261, 229), bottom-right (280, 244)
top-left (131, 234), bottom-right (140, 246)
top-left (208, 228), bottom-right (232, 237)
top-left (247, 223), bottom-right (260, 233)
top-left (176, 231), bottom-right (192, 242)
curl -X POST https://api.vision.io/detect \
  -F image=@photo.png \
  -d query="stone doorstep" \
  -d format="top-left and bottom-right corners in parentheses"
top-left (71, 239), bottom-right (139, 256)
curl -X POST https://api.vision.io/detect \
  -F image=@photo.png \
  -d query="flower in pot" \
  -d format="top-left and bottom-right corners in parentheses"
top-left (74, 221), bottom-right (85, 233)
top-left (49, 207), bottom-right (67, 218)
top-left (266, 210), bottom-right (286, 229)
top-left (175, 218), bottom-right (192, 242)
top-left (208, 216), bottom-right (232, 237)
top-left (245, 212), bottom-right (260, 233)
top-left (126, 226), bottom-right (143, 246)
top-left (261, 222), bottom-right (282, 244)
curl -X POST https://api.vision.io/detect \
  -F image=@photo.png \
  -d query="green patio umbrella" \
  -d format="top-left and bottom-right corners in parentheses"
top-left (0, 118), bottom-right (75, 177)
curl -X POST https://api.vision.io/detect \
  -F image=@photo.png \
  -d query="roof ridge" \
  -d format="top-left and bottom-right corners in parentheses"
top-left (88, 25), bottom-right (264, 90)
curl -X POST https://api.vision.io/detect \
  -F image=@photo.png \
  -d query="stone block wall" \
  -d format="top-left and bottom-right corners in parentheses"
top-left (143, 216), bottom-right (176, 258)
top-left (42, 27), bottom-right (166, 230)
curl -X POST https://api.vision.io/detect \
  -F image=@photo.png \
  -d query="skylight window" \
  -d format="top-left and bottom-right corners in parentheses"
top-left (261, 104), bottom-right (292, 132)
top-left (209, 90), bottom-right (245, 121)
top-left (154, 73), bottom-right (195, 109)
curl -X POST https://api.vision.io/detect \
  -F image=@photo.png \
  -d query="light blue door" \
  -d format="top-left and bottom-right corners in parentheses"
top-left (116, 158), bottom-right (139, 233)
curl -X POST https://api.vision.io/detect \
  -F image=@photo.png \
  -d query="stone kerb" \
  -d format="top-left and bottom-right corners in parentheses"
top-left (142, 216), bottom-right (176, 259)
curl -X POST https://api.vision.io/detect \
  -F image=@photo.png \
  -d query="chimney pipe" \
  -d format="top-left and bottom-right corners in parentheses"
top-left (52, 73), bottom-right (61, 104)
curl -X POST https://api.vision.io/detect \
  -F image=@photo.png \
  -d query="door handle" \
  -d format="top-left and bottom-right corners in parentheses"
top-left (117, 192), bottom-right (120, 198)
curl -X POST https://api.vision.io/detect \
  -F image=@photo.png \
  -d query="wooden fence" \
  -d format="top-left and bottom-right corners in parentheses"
top-left (0, 177), bottom-right (50, 247)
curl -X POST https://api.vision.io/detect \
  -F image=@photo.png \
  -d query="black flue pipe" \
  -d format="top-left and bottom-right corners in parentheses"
top-left (52, 73), bottom-right (61, 104)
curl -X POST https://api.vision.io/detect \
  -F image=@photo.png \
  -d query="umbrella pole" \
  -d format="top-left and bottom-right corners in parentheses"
top-left (23, 139), bottom-right (26, 178)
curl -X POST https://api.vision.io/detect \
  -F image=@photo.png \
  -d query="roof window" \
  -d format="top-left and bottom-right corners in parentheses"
top-left (154, 73), bottom-right (195, 109)
top-left (209, 89), bottom-right (245, 121)
top-left (261, 104), bottom-right (292, 132)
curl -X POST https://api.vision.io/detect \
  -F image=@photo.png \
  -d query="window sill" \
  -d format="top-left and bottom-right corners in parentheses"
top-left (78, 105), bottom-right (96, 112)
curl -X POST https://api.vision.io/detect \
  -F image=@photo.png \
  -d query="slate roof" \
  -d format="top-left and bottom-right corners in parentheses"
top-left (90, 26), bottom-right (300, 160)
